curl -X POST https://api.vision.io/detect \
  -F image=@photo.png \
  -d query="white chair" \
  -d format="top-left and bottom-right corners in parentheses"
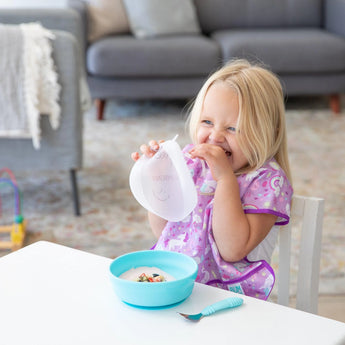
top-left (277, 195), bottom-right (325, 314)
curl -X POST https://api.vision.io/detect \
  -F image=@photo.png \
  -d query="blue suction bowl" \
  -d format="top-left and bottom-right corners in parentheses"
top-left (109, 250), bottom-right (198, 307)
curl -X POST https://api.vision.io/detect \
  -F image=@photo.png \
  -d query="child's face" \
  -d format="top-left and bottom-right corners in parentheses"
top-left (196, 82), bottom-right (248, 172)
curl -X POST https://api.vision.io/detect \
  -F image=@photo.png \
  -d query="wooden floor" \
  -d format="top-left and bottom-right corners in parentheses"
top-left (286, 294), bottom-right (345, 323)
top-left (317, 294), bottom-right (345, 323)
top-left (270, 294), bottom-right (345, 323)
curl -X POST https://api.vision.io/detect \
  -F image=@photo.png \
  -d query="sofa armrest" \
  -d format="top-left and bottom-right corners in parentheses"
top-left (67, 0), bottom-right (88, 49)
top-left (49, 30), bottom-right (83, 168)
top-left (0, 8), bottom-right (82, 43)
top-left (0, 8), bottom-right (87, 75)
top-left (324, 0), bottom-right (345, 37)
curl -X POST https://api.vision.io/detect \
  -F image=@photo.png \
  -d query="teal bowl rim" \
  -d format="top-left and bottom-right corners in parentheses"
top-left (109, 250), bottom-right (198, 285)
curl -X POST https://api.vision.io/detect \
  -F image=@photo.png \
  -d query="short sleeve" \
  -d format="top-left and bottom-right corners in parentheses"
top-left (239, 160), bottom-right (293, 225)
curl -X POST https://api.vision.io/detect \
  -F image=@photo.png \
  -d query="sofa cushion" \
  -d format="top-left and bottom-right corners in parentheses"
top-left (212, 29), bottom-right (345, 73)
top-left (86, 0), bottom-right (130, 42)
top-left (194, 0), bottom-right (323, 34)
top-left (122, 0), bottom-right (201, 38)
top-left (87, 35), bottom-right (220, 77)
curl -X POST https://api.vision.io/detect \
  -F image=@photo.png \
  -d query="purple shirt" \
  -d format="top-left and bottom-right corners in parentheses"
top-left (155, 144), bottom-right (293, 299)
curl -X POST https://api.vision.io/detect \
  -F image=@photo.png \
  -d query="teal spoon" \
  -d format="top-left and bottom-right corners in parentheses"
top-left (178, 297), bottom-right (243, 322)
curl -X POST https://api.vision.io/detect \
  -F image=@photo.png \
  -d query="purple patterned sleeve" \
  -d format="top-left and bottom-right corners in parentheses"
top-left (182, 144), bottom-right (201, 183)
top-left (239, 160), bottom-right (293, 225)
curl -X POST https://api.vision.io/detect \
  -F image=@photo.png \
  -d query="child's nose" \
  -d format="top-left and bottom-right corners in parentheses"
top-left (209, 128), bottom-right (225, 143)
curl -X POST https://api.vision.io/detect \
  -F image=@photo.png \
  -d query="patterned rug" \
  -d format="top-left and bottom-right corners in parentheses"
top-left (0, 96), bottom-right (344, 297)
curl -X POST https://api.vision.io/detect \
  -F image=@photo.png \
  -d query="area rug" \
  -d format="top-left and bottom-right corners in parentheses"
top-left (0, 97), bottom-right (344, 298)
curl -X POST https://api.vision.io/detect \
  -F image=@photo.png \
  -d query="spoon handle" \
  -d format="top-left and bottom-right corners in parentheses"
top-left (201, 297), bottom-right (243, 316)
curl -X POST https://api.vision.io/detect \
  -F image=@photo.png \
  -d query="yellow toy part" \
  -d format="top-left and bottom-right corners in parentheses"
top-left (0, 219), bottom-right (26, 251)
top-left (0, 169), bottom-right (26, 251)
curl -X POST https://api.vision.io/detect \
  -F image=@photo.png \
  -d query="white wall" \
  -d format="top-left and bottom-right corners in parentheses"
top-left (0, 0), bottom-right (67, 8)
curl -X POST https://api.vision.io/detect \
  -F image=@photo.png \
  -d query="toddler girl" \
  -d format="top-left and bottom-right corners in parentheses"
top-left (131, 59), bottom-right (293, 300)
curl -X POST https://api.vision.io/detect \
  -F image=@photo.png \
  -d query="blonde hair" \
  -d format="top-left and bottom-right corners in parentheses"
top-left (187, 59), bottom-right (292, 183)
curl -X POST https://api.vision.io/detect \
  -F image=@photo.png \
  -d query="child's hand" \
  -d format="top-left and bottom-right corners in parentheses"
top-left (189, 144), bottom-right (233, 181)
top-left (131, 140), bottom-right (164, 161)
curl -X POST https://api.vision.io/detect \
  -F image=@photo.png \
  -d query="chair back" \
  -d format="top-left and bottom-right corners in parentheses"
top-left (277, 195), bottom-right (325, 314)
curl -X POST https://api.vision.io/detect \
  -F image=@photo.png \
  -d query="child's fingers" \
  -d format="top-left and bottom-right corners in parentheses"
top-left (140, 143), bottom-right (156, 157)
top-left (189, 145), bottom-right (225, 167)
top-left (188, 146), bottom-right (205, 159)
top-left (148, 140), bottom-right (160, 152)
top-left (140, 144), bottom-right (150, 155)
top-left (133, 140), bottom-right (164, 161)
top-left (131, 152), bottom-right (140, 161)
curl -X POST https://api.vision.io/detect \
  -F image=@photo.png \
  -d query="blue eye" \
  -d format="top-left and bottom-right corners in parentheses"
top-left (202, 120), bottom-right (213, 125)
top-left (228, 126), bottom-right (236, 132)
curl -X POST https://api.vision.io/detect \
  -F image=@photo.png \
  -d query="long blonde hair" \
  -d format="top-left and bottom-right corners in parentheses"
top-left (187, 59), bottom-right (292, 183)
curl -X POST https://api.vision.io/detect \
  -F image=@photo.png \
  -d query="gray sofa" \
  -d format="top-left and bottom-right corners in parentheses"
top-left (0, 9), bottom-right (83, 215)
top-left (69, 0), bottom-right (345, 120)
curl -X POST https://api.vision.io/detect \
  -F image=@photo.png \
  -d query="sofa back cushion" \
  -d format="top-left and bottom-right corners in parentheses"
top-left (86, 0), bottom-right (130, 42)
top-left (122, 0), bottom-right (201, 38)
top-left (194, 0), bottom-right (323, 34)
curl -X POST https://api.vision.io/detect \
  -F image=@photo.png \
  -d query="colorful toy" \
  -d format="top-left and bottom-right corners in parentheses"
top-left (0, 168), bottom-right (26, 251)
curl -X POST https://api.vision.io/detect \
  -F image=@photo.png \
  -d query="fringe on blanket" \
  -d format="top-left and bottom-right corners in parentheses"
top-left (0, 23), bottom-right (61, 149)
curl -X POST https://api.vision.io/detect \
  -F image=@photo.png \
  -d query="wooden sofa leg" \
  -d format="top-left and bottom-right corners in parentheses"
top-left (95, 99), bottom-right (106, 120)
top-left (329, 94), bottom-right (341, 114)
top-left (70, 169), bottom-right (81, 216)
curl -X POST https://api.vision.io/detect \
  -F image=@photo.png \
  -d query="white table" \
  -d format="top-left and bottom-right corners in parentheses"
top-left (0, 241), bottom-right (344, 345)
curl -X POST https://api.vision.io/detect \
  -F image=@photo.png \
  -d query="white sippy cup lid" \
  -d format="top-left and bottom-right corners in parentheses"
top-left (129, 135), bottom-right (197, 222)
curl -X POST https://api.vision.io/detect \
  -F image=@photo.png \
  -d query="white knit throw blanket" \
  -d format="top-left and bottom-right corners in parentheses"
top-left (0, 23), bottom-right (61, 149)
